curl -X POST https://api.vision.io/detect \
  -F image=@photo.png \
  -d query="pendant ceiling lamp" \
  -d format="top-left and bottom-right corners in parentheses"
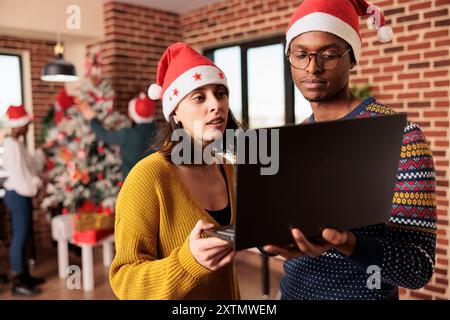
top-left (41, 42), bottom-right (78, 82)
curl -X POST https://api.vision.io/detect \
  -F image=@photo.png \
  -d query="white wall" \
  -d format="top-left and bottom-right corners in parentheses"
top-left (0, 0), bottom-right (104, 41)
top-left (0, 0), bottom-right (105, 82)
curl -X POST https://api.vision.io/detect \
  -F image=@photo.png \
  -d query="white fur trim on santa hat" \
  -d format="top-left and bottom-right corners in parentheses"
top-left (5, 115), bottom-right (31, 128)
top-left (162, 65), bottom-right (228, 121)
top-left (128, 99), bottom-right (154, 124)
top-left (286, 12), bottom-right (362, 62)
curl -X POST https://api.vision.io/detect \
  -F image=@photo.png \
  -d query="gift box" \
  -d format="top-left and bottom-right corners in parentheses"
top-left (73, 228), bottom-right (114, 244)
top-left (73, 212), bottom-right (114, 231)
top-left (72, 212), bottom-right (115, 244)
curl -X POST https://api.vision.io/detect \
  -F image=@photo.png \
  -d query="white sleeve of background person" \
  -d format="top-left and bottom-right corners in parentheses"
top-left (3, 137), bottom-right (40, 197)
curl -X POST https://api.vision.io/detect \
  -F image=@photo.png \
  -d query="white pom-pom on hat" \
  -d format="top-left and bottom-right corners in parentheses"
top-left (148, 83), bottom-right (162, 100)
top-left (377, 25), bottom-right (393, 43)
top-left (139, 92), bottom-right (147, 99)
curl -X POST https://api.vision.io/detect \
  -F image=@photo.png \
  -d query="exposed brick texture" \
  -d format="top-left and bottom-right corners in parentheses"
top-left (181, 0), bottom-right (450, 300)
top-left (99, 1), bottom-right (182, 119)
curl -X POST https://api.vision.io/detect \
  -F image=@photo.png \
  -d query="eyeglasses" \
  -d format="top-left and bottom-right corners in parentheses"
top-left (287, 47), bottom-right (352, 70)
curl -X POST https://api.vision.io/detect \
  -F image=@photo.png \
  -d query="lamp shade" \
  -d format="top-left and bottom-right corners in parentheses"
top-left (41, 51), bottom-right (79, 82)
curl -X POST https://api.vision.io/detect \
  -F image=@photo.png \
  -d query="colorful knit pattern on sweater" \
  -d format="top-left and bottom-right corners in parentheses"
top-left (281, 97), bottom-right (437, 300)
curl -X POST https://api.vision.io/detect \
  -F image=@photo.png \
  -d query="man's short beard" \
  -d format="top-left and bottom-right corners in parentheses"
top-left (306, 96), bottom-right (326, 103)
top-left (305, 92), bottom-right (334, 103)
top-left (304, 83), bottom-right (349, 103)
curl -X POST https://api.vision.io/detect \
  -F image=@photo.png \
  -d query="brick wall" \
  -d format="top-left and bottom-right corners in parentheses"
top-left (355, 0), bottom-right (450, 300)
top-left (0, 36), bottom-right (62, 264)
top-left (100, 1), bottom-right (182, 118)
top-left (182, 0), bottom-right (298, 48)
top-left (181, 0), bottom-right (450, 300)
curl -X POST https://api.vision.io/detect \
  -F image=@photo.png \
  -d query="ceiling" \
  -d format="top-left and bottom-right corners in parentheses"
top-left (106, 0), bottom-right (225, 14)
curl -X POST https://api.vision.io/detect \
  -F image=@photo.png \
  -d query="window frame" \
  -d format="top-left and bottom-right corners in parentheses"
top-left (0, 52), bottom-right (25, 113)
top-left (204, 35), bottom-right (296, 128)
top-left (0, 52), bottom-right (27, 197)
top-left (0, 49), bottom-right (34, 152)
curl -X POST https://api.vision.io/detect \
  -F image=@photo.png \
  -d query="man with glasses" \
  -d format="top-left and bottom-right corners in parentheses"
top-left (263, 0), bottom-right (437, 300)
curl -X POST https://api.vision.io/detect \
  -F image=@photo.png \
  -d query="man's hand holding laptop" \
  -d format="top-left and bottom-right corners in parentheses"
top-left (262, 228), bottom-right (357, 259)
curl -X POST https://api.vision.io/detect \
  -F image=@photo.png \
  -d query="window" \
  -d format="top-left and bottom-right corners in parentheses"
top-left (295, 87), bottom-right (313, 124)
top-left (211, 46), bottom-right (243, 123)
top-left (0, 53), bottom-right (24, 117)
top-left (247, 43), bottom-right (285, 128)
top-left (205, 36), bottom-right (312, 129)
top-left (0, 53), bottom-right (24, 197)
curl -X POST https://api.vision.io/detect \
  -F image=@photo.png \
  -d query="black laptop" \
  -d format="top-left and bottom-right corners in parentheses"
top-left (206, 113), bottom-right (407, 251)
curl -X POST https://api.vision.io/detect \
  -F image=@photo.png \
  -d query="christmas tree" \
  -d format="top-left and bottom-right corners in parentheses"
top-left (41, 46), bottom-right (130, 214)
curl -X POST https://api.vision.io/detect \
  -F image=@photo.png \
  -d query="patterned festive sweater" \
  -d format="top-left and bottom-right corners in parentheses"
top-left (281, 97), bottom-right (437, 300)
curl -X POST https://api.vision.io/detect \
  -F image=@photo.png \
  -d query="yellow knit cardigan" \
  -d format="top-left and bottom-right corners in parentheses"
top-left (109, 152), bottom-right (240, 300)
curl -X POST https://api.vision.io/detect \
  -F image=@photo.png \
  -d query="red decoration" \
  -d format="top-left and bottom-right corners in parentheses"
top-left (56, 89), bottom-right (75, 110)
top-left (193, 73), bottom-right (202, 81)
top-left (79, 200), bottom-right (95, 213)
top-left (60, 147), bottom-right (74, 163)
top-left (54, 111), bottom-right (64, 124)
top-left (78, 200), bottom-right (104, 214)
top-left (45, 159), bottom-right (55, 171)
top-left (81, 171), bottom-right (90, 184)
top-left (73, 229), bottom-right (113, 244)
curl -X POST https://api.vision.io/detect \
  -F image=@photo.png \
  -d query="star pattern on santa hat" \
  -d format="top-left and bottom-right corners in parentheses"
top-left (150, 43), bottom-right (230, 121)
top-left (193, 73), bottom-right (202, 81)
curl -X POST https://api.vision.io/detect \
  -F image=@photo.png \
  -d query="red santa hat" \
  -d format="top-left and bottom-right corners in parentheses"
top-left (5, 105), bottom-right (32, 128)
top-left (148, 42), bottom-right (228, 121)
top-left (128, 92), bottom-right (156, 124)
top-left (286, 0), bottom-right (393, 62)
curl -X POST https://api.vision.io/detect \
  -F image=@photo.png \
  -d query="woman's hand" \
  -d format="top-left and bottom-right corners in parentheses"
top-left (189, 220), bottom-right (236, 271)
top-left (262, 228), bottom-right (357, 259)
top-left (78, 100), bottom-right (96, 121)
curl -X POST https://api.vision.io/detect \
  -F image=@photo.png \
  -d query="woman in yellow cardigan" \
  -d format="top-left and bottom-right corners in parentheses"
top-left (109, 43), bottom-right (241, 299)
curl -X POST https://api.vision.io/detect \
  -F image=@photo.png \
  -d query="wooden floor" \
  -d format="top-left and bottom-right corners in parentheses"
top-left (0, 245), bottom-right (284, 300)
